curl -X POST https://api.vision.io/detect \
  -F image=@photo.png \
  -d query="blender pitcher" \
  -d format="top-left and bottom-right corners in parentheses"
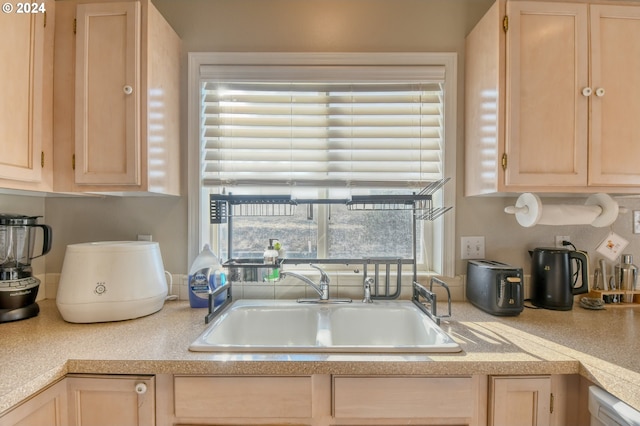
top-left (0, 214), bottom-right (52, 280)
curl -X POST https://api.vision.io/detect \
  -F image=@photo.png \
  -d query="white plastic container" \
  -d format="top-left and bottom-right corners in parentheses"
top-left (56, 241), bottom-right (168, 323)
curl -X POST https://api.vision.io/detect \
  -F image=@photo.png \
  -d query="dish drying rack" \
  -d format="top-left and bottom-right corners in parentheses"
top-left (210, 178), bottom-right (451, 222)
top-left (205, 178), bottom-right (454, 324)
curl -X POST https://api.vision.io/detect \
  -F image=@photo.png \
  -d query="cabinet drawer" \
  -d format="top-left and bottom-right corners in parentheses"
top-left (333, 376), bottom-right (475, 419)
top-left (174, 376), bottom-right (312, 418)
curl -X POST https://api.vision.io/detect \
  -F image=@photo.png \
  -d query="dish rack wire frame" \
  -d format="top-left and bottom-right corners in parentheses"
top-left (412, 277), bottom-right (453, 325)
top-left (209, 178), bottom-right (452, 222)
top-left (206, 281), bottom-right (233, 324)
top-left (277, 257), bottom-right (415, 301)
top-left (210, 195), bottom-right (298, 223)
top-left (205, 178), bottom-right (453, 322)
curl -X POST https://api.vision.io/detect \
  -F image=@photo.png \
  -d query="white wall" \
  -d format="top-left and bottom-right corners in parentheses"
top-left (34, 0), bottom-right (640, 277)
top-left (44, 195), bottom-right (186, 274)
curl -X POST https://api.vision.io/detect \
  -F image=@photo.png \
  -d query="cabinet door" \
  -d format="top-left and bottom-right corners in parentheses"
top-left (588, 5), bottom-right (640, 186)
top-left (174, 376), bottom-right (313, 419)
top-left (505, 2), bottom-right (589, 188)
top-left (489, 376), bottom-right (551, 426)
top-left (333, 376), bottom-right (481, 423)
top-left (0, 379), bottom-right (67, 426)
top-left (0, 10), bottom-right (45, 183)
top-left (66, 375), bottom-right (154, 426)
top-left (74, 2), bottom-right (141, 186)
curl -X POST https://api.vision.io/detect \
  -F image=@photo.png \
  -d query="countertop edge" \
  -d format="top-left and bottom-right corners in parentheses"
top-left (1, 300), bottom-right (638, 415)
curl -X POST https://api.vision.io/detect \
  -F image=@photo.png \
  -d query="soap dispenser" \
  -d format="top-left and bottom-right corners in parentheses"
top-left (263, 239), bottom-right (280, 282)
top-left (264, 239), bottom-right (279, 264)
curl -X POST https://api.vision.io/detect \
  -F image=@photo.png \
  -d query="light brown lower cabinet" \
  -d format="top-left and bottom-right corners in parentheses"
top-left (332, 375), bottom-right (486, 425)
top-left (0, 379), bottom-right (67, 426)
top-left (0, 375), bottom-right (154, 426)
top-left (0, 373), bottom-right (582, 426)
top-left (488, 375), bottom-right (579, 426)
top-left (158, 374), bottom-right (320, 426)
top-left (157, 374), bottom-right (487, 426)
top-left (66, 375), bottom-right (155, 426)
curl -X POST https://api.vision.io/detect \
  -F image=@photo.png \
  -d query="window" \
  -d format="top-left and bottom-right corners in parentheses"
top-left (188, 53), bottom-right (456, 275)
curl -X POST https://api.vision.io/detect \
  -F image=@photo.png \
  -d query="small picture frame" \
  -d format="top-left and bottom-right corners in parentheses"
top-left (596, 231), bottom-right (629, 261)
top-left (634, 210), bottom-right (640, 234)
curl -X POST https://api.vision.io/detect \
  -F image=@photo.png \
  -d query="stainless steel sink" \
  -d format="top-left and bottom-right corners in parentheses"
top-left (189, 299), bottom-right (461, 353)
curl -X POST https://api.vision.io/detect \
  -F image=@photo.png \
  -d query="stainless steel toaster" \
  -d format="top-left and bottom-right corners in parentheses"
top-left (466, 260), bottom-right (523, 316)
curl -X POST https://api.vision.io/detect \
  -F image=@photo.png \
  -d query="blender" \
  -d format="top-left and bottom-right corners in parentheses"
top-left (0, 214), bottom-right (52, 322)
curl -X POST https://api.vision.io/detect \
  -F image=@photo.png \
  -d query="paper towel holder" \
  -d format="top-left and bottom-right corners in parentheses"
top-left (504, 193), bottom-right (624, 228)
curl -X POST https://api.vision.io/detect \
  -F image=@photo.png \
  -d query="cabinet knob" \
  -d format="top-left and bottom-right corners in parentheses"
top-left (581, 87), bottom-right (592, 97)
top-left (135, 383), bottom-right (147, 394)
top-left (123, 85), bottom-right (133, 95)
top-left (595, 88), bottom-right (605, 97)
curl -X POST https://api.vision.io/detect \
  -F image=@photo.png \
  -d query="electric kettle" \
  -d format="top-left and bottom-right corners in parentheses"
top-left (529, 247), bottom-right (589, 310)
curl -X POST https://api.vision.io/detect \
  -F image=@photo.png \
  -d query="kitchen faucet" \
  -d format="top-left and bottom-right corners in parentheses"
top-left (280, 264), bottom-right (330, 300)
top-left (362, 276), bottom-right (374, 303)
top-left (280, 264), bottom-right (352, 303)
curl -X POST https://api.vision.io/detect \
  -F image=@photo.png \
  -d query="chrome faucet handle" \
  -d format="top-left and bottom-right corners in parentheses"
top-left (308, 264), bottom-right (330, 300)
top-left (310, 264), bottom-right (330, 284)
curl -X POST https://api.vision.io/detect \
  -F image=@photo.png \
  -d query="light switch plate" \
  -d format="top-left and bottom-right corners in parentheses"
top-left (461, 236), bottom-right (485, 260)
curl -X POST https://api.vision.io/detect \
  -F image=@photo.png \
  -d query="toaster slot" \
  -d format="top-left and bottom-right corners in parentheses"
top-left (497, 276), bottom-right (522, 308)
top-left (473, 259), bottom-right (509, 268)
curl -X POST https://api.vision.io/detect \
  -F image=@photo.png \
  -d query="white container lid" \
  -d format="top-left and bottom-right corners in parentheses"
top-left (65, 241), bottom-right (159, 252)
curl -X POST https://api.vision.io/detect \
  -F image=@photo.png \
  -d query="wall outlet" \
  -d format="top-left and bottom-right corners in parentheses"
top-left (137, 234), bottom-right (153, 241)
top-left (555, 235), bottom-right (570, 248)
top-left (461, 236), bottom-right (485, 260)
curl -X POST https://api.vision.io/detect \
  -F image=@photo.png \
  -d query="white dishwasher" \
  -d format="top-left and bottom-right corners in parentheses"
top-left (589, 386), bottom-right (640, 426)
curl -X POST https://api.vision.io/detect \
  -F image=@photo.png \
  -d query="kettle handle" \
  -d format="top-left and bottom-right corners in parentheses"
top-left (570, 250), bottom-right (589, 295)
top-left (31, 224), bottom-right (52, 259)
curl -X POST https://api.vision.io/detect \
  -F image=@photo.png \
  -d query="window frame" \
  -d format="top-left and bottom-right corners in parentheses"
top-left (187, 52), bottom-right (457, 276)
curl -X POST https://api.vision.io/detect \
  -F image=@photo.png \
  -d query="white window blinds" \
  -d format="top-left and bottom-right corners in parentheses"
top-left (200, 65), bottom-right (445, 189)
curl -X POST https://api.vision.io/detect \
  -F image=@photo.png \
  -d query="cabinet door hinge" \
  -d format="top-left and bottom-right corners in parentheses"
top-left (550, 392), bottom-right (554, 413)
top-left (41, 151), bottom-right (44, 168)
top-left (501, 153), bottom-right (508, 171)
top-left (503, 15), bottom-right (509, 32)
top-left (73, 18), bottom-right (77, 34)
top-left (43, 11), bottom-right (47, 28)
top-left (72, 154), bottom-right (75, 170)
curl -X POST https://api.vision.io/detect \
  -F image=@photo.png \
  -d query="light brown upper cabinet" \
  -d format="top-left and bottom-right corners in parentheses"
top-left (0, 0), bottom-right (55, 192)
top-left (53, 0), bottom-right (181, 195)
top-left (465, 1), bottom-right (640, 195)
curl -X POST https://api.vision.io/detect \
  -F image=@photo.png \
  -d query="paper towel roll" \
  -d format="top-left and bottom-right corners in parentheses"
top-left (504, 193), bottom-right (619, 228)
top-left (535, 204), bottom-right (602, 226)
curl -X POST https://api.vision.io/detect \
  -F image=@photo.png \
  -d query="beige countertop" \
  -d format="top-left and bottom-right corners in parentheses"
top-left (0, 299), bottom-right (638, 415)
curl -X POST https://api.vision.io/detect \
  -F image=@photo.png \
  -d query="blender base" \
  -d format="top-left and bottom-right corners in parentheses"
top-left (0, 303), bottom-right (39, 323)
